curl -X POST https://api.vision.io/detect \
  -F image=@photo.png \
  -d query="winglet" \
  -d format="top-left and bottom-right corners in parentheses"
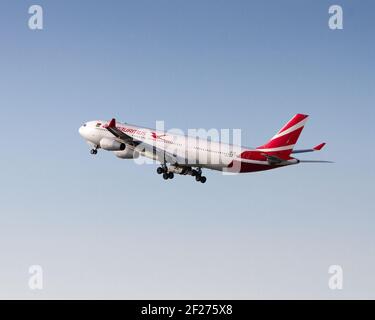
top-left (313, 142), bottom-right (326, 151)
top-left (105, 118), bottom-right (116, 128)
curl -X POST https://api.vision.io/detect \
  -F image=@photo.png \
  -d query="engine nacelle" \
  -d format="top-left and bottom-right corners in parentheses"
top-left (99, 138), bottom-right (125, 151)
top-left (114, 148), bottom-right (139, 159)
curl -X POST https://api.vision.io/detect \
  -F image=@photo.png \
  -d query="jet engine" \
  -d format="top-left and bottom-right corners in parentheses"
top-left (114, 148), bottom-right (139, 159)
top-left (99, 138), bottom-right (125, 151)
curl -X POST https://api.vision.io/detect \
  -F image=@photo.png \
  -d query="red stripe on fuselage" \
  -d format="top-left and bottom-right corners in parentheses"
top-left (240, 150), bottom-right (268, 161)
top-left (227, 160), bottom-right (275, 173)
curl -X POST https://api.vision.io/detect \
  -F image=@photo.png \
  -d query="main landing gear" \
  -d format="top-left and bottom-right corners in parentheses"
top-left (163, 172), bottom-right (174, 180)
top-left (194, 174), bottom-right (207, 184)
top-left (191, 168), bottom-right (207, 184)
top-left (156, 165), bottom-right (174, 180)
top-left (156, 166), bottom-right (207, 183)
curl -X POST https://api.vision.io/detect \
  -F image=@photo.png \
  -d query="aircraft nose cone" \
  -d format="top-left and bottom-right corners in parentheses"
top-left (79, 126), bottom-right (85, 137)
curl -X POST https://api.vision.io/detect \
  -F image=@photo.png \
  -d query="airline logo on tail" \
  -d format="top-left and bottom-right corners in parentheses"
top-left (256, 114), bottom-right (309, 160)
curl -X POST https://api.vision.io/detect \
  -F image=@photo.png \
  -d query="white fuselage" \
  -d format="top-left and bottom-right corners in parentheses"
top-left (79, 120), bottom-right (247, 171)
top-left (79, 114), bottom-right (319, 180)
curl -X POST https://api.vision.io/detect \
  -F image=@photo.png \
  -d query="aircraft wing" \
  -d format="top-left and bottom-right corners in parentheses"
top-left (104, 118), bottom-right (141, 147)
top-left (291, 143), bottom-right (326, 154)
top-left (152, 146), bottom-right (187, 165)
top-left (104, 118), bottom-right (189, 166)
top-left (133, 140), bottom-right (190, 166)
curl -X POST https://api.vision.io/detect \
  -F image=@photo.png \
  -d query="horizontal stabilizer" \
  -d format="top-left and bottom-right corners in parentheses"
top-left (292, 142), bottom-right (326, 154)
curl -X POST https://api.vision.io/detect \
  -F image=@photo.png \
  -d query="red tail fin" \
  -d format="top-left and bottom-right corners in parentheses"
top-left (256, 114), bottom-right (309, 159)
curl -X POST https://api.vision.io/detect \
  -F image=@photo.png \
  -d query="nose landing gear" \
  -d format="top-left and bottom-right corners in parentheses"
top-left (90, 148), bottom-right (98, 155)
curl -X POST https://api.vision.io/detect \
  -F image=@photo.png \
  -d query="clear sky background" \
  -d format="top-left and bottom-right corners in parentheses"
top-left (0, 0), bottom-right (374, 299)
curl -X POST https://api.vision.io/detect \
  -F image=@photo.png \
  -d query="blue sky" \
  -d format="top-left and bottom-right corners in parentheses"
top-left (0, 0), bottom-right (374, 299)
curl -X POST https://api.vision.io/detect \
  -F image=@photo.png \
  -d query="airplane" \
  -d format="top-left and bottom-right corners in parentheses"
top-left (78, 114), bottom-right (330, 183)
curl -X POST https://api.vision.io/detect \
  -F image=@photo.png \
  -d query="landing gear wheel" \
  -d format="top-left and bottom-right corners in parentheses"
top-left (195, 175), bottom-right (201, 182)
top-left (191, 170), bottom-right (197, 177)
top-left (168, 172), bottom-right (174, 179)
top-left (157, 167), bottom-right (163, 174)
top-left (90, 149), bottom-right (97, 155)
top-left (200, 176), bottom-right (207, 183)
top-left (163, 173), bottom-right (169, 180)
top-left (161, 166), bottom-right (168, 173)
